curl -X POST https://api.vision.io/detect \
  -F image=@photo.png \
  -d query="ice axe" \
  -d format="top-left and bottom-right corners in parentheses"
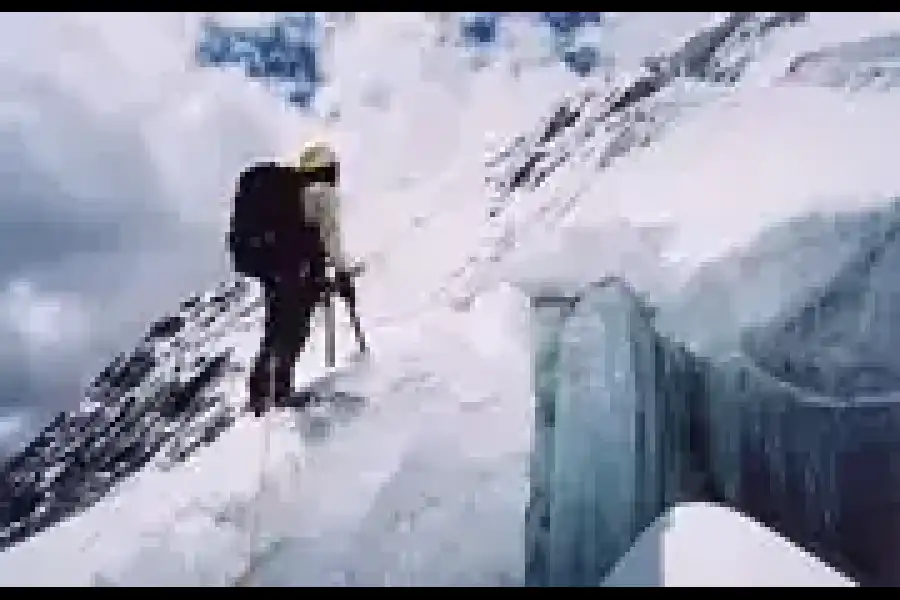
top-left (322, 262), bottom-right (368, 368)
top-left (323, 265), bottom-right (337, 368)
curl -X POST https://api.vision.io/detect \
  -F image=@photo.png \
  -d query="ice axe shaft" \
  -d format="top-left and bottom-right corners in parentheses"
top-left (324, 266), bottom-right (337, 368)
top-left (321, 262), bottom-right (368, 368)
top-left (324, 297), bottom-right (336, 368)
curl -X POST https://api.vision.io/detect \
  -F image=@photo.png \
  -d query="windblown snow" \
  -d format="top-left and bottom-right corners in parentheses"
top-left (1, 12), bottom-right (899, 586)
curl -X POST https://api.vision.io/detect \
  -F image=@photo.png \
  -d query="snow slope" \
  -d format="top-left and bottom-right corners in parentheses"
top-left (603, 503), bottom-right (856, 587)
top-left (0, 284), bottom-right (534, 586)
top-left (2, 12), bottom-right (900, 586)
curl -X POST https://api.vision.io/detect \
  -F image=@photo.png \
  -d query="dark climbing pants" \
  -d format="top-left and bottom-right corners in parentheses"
top-left (248, 277), bottom-right (323, 417)
top-left (247, 268), bottom-right (365, 417)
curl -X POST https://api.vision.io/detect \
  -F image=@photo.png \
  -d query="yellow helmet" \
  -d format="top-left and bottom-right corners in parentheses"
top-left (294, 139), bottom-right (337, 172)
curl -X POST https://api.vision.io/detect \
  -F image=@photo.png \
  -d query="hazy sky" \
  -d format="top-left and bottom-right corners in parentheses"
top-left (0, 13), bottom-right (295, 447)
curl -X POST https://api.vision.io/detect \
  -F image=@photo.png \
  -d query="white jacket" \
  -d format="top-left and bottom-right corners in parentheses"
top-left (302, 181), bottom-right (350, 273)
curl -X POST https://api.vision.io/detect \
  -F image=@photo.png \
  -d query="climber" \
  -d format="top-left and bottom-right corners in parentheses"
top-left (228, 140), bottom-right (367, 417)
top-left (292, 140), bottom-right (368, 358)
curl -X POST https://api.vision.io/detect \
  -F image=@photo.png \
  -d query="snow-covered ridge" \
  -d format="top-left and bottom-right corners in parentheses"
top-left (460, 13), bottom-right (809, 310)
top-left (784, 32), bottom-right (900, 91)
top-left (0, 278), bottom-right (261, 550)
top-left (0, 282), bottom-right (533, 586)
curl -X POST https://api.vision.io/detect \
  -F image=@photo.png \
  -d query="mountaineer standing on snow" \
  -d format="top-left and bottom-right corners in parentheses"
top-left (228, 140), bottom-right (367, 417)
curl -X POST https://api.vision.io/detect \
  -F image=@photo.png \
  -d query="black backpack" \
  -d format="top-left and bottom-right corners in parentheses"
top-left (228, 162), bottom-right (327, 284)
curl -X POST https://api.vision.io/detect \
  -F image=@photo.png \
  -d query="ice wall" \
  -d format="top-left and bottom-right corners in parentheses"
top-left (522, 272), bottom-right (899, 586)
top-left (655, 200), bottom-right (900, 585)
top-left (523, 278), bottom-right (698, 586)
top-left (702, 354), bottom-right (900, 586)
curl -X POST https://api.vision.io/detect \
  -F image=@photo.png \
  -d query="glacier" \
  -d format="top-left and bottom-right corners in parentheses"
top-left (1, 11), bottom-right (900, 587)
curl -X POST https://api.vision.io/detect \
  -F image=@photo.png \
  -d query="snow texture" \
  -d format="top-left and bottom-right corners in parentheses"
top-left (603, 502), bottom-right (856, 587)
